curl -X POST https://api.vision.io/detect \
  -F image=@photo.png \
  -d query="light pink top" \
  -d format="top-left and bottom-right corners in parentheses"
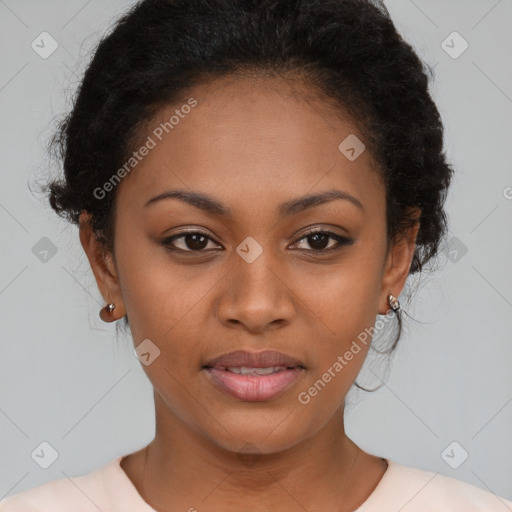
top-left (1, 455), bottom-right (511, 511)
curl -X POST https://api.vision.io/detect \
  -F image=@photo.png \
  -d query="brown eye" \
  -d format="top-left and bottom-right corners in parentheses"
top-left (293, 230), bottom-right (354, 253)
top-left (162, 231), bottom-right (221, 252)
top-left (304, 232), bottom-right (330, 250)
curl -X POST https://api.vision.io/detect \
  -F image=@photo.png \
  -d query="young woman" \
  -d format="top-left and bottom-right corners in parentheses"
top-left (1, 0), bottom-right (510, 510)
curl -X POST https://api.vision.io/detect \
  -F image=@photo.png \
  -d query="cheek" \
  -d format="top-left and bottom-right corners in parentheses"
top-left (114, 230), bottom-right (203, 338)
top-left (301, 246), bottom-right (385, 384)
top-left (306, 252), bottom-right (384, 334)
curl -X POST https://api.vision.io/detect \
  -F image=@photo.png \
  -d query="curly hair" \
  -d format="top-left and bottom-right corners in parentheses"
top-left (44, 0), bottom-right (454, 373)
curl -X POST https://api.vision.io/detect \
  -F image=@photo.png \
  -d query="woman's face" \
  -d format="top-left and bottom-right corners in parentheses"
top-left (81, 75), bottom-right (418, 454)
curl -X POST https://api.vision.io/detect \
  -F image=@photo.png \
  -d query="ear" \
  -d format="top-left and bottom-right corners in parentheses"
top-left (79, 211), bottom-right (126, 321)
top-left (379, 207), bottom-right (421, 314)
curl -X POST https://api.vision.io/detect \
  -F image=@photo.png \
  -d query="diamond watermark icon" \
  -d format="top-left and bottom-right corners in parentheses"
top-left (441, 441), bottom-right (469, 469)
top-left (134, 338), bottom-right (161, 366)
top-left (236, 236), bottom-right (263, 263)
top-left (443, 236), bottom-right (468, 263)
top-left (338, 134), bottom-right (365, 161)
top-left (441, 31), bottom-right (468, 59)
top-left (31, 32), bottom-right (59, 59)
top-left (31, 441), bottom-right (59, 469)
top-left (32, 237), bottom-right (58, 263)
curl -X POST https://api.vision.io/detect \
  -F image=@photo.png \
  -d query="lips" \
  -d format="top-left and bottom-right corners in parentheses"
top-left (203, 350), bottom-right (306, 402)
top-left (203, 349), bottom-right (305, 370)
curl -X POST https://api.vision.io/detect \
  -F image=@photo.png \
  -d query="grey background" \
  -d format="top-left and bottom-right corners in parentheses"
top-left (1, 0), bottom-right (511, 502)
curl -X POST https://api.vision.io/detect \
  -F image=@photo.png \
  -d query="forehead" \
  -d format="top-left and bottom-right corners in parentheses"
top-left (116, 75), bottom-right (385, 217)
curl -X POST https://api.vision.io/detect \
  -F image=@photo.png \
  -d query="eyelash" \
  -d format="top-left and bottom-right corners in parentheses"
top-left (161, 228), bottom-right (354, 255)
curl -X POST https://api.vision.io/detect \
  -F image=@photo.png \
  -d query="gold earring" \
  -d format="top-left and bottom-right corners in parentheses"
top-left (99, 301), bottom-right (116, 322)
top-left (387, 294), bottom-right (400, 312)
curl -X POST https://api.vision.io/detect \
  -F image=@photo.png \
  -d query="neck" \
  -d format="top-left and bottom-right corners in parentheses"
top-left (121, 392), bottom-right (387, 512)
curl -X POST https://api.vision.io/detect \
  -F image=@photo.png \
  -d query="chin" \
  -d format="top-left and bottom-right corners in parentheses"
top-left (198, 409), bottom-right (312, 456)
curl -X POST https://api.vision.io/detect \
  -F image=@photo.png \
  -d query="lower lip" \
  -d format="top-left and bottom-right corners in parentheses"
top-left (204, 367), bottom-right (304, 401)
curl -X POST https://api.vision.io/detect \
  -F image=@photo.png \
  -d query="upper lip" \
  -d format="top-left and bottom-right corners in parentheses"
top-left (204, 350), bottom-right (305, 369)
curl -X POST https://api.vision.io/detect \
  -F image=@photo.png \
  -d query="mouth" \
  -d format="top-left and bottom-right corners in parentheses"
top-left (202, 350), bottom-right (306, 402)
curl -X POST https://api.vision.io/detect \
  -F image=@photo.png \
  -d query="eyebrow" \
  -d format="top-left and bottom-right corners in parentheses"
top-left (144, 188), bottom-right (363, 216)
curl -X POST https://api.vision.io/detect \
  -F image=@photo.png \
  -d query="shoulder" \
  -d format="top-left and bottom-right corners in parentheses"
top-left (358, 458), bottom-right (512, 511)
top-left (0, 458), bottom-right (117, 512)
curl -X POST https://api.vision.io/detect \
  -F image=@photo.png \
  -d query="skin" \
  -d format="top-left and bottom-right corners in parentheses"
top-left (80, 74), bottom-right (420, 511)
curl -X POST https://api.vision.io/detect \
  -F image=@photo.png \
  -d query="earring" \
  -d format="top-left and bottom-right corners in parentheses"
top-left (387, 294), bottom-right (400, 312)
top-left (99, 301), bottom-right (116, 322)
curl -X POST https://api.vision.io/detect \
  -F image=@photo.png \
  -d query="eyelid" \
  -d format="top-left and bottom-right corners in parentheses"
top-left (296, 226), bottom-right (347, 239)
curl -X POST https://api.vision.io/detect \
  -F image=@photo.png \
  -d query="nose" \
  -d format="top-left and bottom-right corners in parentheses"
top-left (216, 250), bottom-right (295, 333)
